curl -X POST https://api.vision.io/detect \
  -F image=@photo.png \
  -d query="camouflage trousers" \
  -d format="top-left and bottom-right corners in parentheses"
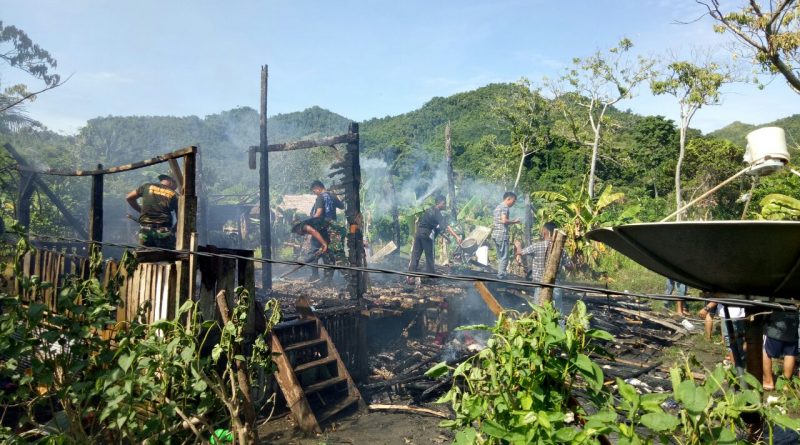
top-left (138, 226), bottom-right (176, 249)
top-left (310, 222), bottom-right (347, 280)
top-left (328, 223), bottom-right (347, 265)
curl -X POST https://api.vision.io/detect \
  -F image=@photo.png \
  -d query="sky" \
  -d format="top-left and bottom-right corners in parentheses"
top-left (2, 0), bottom-right (800, 135)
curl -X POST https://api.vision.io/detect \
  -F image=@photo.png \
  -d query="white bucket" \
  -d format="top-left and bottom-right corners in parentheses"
top-left (476, 246), bottom-right (489, 265)
top-left (744, 127), bottom-right (789, 176)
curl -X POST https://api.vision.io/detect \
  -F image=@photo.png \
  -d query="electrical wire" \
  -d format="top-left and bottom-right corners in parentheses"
top-left (14, 230), bottom-right (800, 312)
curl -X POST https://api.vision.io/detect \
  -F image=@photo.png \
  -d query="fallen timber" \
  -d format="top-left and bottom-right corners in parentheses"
top-left (268, 273), bottom-right (688, 431)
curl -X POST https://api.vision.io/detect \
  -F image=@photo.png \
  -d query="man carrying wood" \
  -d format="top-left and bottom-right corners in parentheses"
top-left (407, 195), bottom-right (461, 285)
top-left (125, 174), bottom-right (178, 249)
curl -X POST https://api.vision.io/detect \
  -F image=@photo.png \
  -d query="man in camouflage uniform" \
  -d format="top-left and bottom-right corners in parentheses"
top-left (126, 174), bottom-right (179, 249)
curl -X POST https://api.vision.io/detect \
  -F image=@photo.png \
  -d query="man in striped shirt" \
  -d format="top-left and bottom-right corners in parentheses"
top-left (491, 192), bottom-right (520, 279)
top-left (515, 221), bottom-right (569, 313)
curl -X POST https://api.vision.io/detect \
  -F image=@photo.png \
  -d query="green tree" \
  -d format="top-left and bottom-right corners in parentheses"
top-left (0, 21), bottom-right (62, 128)
top-left (549, 38), bottom-right (654, 198)
top-left (494, 79), bottom-right (553, 190)
top-left (701, 0), bottom-right (800, 93)
top-left (628, 115), bottom-right (680, 198)
top-left (683, 136), bottom-right (746, 220)
top-left (651, 58), bottom-right (733, 220)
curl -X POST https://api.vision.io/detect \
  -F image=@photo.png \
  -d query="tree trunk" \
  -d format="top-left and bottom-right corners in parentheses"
top-left (513, 143), bottom-right (527, 190)
top-left (675, 117), bottom-right (688, 221)
top-left (588, 131), bottom-right (601, 199)
top-left (587, 104), bottom-right (608, 199)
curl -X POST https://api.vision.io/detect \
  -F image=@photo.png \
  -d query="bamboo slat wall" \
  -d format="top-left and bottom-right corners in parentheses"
top-left (18, 248), bottom-right (179, 335)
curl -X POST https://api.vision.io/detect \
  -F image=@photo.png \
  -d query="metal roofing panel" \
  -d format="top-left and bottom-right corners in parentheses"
top-left (586, 221), bottom-right (800, 298)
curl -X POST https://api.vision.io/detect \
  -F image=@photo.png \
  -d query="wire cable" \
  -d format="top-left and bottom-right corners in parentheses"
top-left (14, 230), bottom-right (800, 312)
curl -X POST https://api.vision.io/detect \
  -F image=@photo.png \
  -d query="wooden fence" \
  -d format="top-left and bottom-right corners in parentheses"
top-left (18, 247), bottom-right (180, 336)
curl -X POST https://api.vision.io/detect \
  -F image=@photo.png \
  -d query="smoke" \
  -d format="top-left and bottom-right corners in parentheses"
top-left (361, 149), bottom-right (527, 240)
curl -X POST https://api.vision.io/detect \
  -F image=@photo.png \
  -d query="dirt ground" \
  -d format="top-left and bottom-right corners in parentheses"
top-left (259, 410), bottom-right (453, 445)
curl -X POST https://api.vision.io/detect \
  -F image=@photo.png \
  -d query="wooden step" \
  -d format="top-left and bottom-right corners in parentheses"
top-left (284, 338), bottom-right (326, 353)
top-left (274, 318), bottom-right (316, 331)
top-left (294, 356), bottom-right (337, 373)
top-left (316, 394), bottom-right (360, 423)
top-left (303, 375), bottom-right (347, 395)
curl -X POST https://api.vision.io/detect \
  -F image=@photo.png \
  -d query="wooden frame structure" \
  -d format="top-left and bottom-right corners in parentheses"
top-left (252, 65), bottom-right (366, 300)
top-left (8, 143), bottom-right (199, 314)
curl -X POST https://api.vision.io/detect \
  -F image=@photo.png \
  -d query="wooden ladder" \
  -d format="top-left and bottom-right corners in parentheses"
top-left (270, 316), bottom-right (364, 433)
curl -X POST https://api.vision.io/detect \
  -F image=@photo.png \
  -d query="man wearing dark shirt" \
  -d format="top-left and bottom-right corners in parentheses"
top-left (407, 195), bottom-right (461, 284)
top-left (308, 180), bottom-right (345, 282)
top-left (126, 174), bottom-right (179, 249)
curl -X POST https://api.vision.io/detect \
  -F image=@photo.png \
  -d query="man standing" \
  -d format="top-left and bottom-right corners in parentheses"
top-left (126, 174), bottom-right (179, 249)
top-left (492, 192), bottom-right (520, 280)
top-left (407, 195), bottom-right (461, 284)
top-left (666, 278), bottom-right (689, 316)
top-left (762, 309), bottom-right (799, 391)
top-left (309, 180), bottom-right (344, 282)
top-left (515, 221), bottom-right (569, 312)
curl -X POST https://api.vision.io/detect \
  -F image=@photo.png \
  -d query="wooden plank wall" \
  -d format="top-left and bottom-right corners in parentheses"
top-left (319, 309), bottom-right (367, 380)
top-left (18, 248), bottom-right (178, 335)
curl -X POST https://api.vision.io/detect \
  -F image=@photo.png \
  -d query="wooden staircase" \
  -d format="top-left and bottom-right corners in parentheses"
top-left (270, 316), bottom-right (363, 433)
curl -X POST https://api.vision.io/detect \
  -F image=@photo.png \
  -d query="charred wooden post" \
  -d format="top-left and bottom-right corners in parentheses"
top-left (538, 230), bottom-right (566, 304)
top-left (89, 164), bottom-right (103, 246)
top-left (344, 122), bottom-right (366, 301)
top-left (5, 143), bottom-right (88, 238)
top-left (259, 65), bottom-right (273, 291)
top-left (175, 151), bottom-right (197, 310)
top-left (744, 310), bottom-right (765, 383)
top-left (195, 149), bottom-right (209, 244)
top-left (387, 173), bottom-right (401, 251)
top-left (17, 170), bottom-right (33, 232)
top-left (444, 122), bottom-right (457, 223)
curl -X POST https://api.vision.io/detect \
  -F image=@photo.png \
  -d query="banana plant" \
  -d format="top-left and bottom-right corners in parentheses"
top-left (532, 181), bottom-right (636, 270)
top-left (759, 193), bottom-right (800, 220)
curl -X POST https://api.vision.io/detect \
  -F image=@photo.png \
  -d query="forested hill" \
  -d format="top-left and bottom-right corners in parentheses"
top-left (709, 114), bottom-right (800, 146)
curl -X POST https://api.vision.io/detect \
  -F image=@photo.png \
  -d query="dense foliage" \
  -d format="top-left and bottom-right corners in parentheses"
top-left (0, 234), bottom-right (280, 443)
top-left (429, 301), bottom-right (800, 444)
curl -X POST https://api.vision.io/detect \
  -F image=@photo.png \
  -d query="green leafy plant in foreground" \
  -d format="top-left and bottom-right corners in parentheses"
top-left (0, 231), bottom-right (281, 444)
top-left (429, 301), bottom-right (800, 444)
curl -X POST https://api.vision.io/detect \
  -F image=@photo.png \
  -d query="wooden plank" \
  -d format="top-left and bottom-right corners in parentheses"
top-left (318, 319), bottom-right (364, 408)
top-left (153, 265), bottom-right (164, 324)
top-left (129, 267), bottom-right (141, 323)
top-left (252, 132), bottom-right (358, 153)
top-left (165, 263), bottom-right (176, 320)
top-left (15, 145), bottom-right (197, 176)
top-left (474, 282), bottom-right (504, 316)
top-left (270, 333), bottom-right (321, 433)
top-left (608, 306), bottom-right (687, 334)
